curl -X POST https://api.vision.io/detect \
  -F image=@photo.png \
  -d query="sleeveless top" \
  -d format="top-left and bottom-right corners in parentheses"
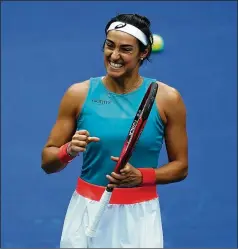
top-left (76, 77), bottom-right (165, 186)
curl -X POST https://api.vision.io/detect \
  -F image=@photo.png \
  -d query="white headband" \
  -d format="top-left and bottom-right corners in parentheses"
top-left (107, 21), bottom-right (148, 46)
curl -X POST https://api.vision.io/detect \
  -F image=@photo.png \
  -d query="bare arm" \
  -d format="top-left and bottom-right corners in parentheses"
top-left (154, 86), bottom-right (188, 184)
top-left (41, 82), bottom-right (89, 174)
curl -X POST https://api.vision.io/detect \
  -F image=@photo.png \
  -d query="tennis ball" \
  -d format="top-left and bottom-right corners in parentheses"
top-left (152, 34), bottom-right (164, 53)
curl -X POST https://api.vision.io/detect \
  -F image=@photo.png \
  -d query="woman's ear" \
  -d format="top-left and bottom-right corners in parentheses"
top-left (140, 47), bottom-right (150, 60)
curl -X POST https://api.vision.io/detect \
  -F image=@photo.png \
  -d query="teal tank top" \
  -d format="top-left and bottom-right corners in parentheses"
top-left (77, 77), bottom-right (165, 186)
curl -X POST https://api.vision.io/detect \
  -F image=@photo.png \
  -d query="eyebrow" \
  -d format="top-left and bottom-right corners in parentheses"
top-left (105, 39), bottom-right (134, 47)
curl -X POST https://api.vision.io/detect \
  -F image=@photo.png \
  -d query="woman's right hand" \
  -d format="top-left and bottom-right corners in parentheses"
top-left (67, 130), bottom-right (100, 157)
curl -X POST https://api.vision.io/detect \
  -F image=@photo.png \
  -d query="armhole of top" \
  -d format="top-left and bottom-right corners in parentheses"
top-left (76, 78), bottom-right (93, 123)
top-left (154, 81), bottom-right (166, 129)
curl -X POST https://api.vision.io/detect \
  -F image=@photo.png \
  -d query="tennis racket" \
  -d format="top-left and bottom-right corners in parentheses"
top-left (85, 82), bottom-right (158, 237)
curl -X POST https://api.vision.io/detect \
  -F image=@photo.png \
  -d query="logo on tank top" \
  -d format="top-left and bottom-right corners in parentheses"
top-left (91, 99), bottom-right (112, 105)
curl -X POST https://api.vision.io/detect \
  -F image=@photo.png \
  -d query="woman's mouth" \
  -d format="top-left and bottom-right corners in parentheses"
top-left (109, 61), bottom-right (123, 69)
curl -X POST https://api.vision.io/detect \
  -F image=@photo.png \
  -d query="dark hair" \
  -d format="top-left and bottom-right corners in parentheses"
top-left (104, 13), bottom-right (153, 65)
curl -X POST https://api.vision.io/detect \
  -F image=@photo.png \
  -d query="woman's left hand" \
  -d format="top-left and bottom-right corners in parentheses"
top-left (106, 156), bottom-right (142, 188)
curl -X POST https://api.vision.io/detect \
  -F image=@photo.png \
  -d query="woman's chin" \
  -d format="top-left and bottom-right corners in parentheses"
top-left (106, 68), bottom-right (125, 78)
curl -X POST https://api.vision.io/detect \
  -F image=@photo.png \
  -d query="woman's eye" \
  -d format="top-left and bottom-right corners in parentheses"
top-left (121, 47), bottom-right (133, 53)
top-left (123, 48), bottom-right (132, 52)
top-left (106, 42), bottom-right (113, 48)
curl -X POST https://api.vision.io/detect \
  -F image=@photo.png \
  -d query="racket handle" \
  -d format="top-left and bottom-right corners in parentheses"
top-left (85, 190), bottom-right (112, 237)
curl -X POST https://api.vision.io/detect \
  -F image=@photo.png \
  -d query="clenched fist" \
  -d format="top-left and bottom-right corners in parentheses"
top-left (67, 130), bottom-right (100, 157)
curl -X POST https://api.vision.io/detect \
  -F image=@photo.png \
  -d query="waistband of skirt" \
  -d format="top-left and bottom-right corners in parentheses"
top-left (75, 177), bottom-right (158, 204)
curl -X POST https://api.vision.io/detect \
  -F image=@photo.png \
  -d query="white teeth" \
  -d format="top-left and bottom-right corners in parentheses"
top-left (109, 62), bottom-right (123, 68)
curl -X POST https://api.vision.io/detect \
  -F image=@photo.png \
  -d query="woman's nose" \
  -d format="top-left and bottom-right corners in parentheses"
top-left (110, 49), bottom-right (120, 60)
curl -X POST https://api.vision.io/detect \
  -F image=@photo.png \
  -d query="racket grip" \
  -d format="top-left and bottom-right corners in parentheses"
top-left (85, 190), bottom-right (112, 237)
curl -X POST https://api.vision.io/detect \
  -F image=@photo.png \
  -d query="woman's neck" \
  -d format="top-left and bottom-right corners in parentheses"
top-left (103, 73), bottom-right (143, 94)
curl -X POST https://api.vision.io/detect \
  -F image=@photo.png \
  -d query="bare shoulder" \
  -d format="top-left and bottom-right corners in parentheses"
top-left (58, 79), bottom-right (90, 118)
top-left (156, 81), bottom-right (183, 104)
top-left (155, 81), bottom-right (186, 122)
top-left (65, 79), bottom-right (90, 99)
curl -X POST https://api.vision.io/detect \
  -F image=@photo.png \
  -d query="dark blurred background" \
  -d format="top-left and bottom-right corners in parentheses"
top-left (1, 1), bottom-right (237, 247)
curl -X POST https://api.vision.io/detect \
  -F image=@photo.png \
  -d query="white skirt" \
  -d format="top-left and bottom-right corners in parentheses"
top-left (60, 178), bottom-right (164, 248)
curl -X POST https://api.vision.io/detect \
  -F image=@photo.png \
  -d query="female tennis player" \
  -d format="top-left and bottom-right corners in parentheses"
top-left (41, 13), bottom-right (188, 248)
